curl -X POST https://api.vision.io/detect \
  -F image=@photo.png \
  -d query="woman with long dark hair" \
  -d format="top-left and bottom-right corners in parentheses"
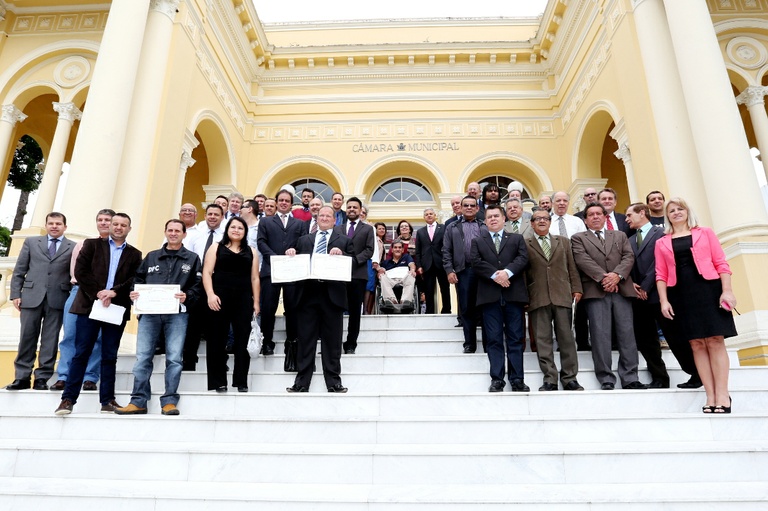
top-left (202, 216), bottom-right (260, 393)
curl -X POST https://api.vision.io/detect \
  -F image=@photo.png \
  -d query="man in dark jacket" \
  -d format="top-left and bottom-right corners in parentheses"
top-left (116, 219), bottom-right (203, 416)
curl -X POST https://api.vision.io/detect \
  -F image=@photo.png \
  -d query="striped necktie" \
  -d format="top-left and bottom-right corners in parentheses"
top-left (315, 231), bottom-right (328, 254)
top-left (539, 235), bottom-right (551, 260)
top-left (493, 233), bottom-right (501, 253)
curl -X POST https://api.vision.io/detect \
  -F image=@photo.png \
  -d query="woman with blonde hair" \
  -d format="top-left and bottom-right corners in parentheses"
top-left (654, 198), bottom-right (737, 413)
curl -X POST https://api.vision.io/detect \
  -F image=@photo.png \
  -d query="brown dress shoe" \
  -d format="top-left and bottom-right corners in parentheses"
top-left (82, 381), bottom-right (97, 391)
top-left (50, 380), bottom-right (66, 391)
top-left (100, 400), bottom-right (122, 413)
top-left (55, 399), bottom-right (73, 416)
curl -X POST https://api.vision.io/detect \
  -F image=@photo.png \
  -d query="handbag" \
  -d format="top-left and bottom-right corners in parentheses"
top-left (283, 338), bottom-right (298, 372)
top-left (246, 313), bottom-right (263, 357)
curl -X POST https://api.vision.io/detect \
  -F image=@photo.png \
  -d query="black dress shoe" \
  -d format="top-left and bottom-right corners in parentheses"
top-left (286, 384), bottom-right (309, 393)
top-left (462, 346), bottom-right (476, 354)
top-left (261, 347), bottom-right (274, 356)
top-left (215, 386), bottom-right (228, 393)
top-left (510, 379), bottom-right (530, 392)
top-left (5, 379), bottom-right (30, 391)
top-left (538, 382), bottom-right (558, 392)
top-left (563, 380), bottom-right (585, 391)
top-left (344, 349), bottom-right (355, 355)
top-left (327, 384), bottom-right (348, 393)
top-left (50, 380), bottom-right (66, 391)
top-left (648, 380), bottom-right (670, 389)
top-left (677, 378), bottom-right (703, 389)
top-left (622, 381), bottom-right (648, 390)
top-left (488, 380), bottom-right (505, 392)
top-left (82, 381), bottom-right (97, 391)
top-left (237, 386), bottom-right (248, 393)
top-left (33, 379), bottom-right (49, 390)
top-left (601, 382), bottom-right (615, 391)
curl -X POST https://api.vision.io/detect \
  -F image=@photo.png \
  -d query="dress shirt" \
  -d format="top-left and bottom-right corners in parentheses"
top-left (47, 235), bottom-right (62, 255)
top-left (313, 230), bottom-right (331, 254)
top-left (106, 237), bottom-right (127, 290)
top-left (461, 220), bottom-right (480, 257)
top-left (550, 214), bottom-right (586, 238)
top-left (535, 232), bottom-right (552, 251)
top-left (606, 212), bottom-right (618, 230)
top-left (191, 225), bottom-right (224, 261)
top-left (635, 222), bottom-right (652, 244)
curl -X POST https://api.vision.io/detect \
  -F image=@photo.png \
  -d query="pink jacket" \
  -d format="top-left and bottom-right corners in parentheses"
top-left (654, 226), bottom-right (731, 287)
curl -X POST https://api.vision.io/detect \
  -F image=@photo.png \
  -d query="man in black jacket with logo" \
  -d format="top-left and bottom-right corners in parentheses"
top-left (115, 219), bottom-right (202, 416)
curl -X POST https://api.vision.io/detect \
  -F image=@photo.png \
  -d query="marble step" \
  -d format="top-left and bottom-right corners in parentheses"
top-left (2, 479), bottom-right (766, 510)
top-left (2, 439), bottom-right (766, 485)
top-left (3, 388), bottom-right (766, 417)
top-left (0, 409), bottom-right (764, 445)
top-left (105, 365), bottom-right (763, 394)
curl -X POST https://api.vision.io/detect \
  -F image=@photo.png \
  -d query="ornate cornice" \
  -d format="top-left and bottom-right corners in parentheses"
top-left (736, 86), bottom-right (768, 108)
top-left (52, 102), bottom-right (82, 123)
top-left (150, 0), bottom-right (180, 22)
top-left (614, 142), bottom-right (631, 163)
top-left (1, 104), bottom-right (27, 125)
top-left (180, 150), bottom-right (196, 170)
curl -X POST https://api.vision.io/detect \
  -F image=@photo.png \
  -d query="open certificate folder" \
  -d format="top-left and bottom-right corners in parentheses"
top-left (271, 253), bottom-right (352, 283)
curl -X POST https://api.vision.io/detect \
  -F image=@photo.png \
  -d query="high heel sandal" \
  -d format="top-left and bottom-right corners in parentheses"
top-left (713, 396), bottom-right (732, 414)
top-left (702, 405), bottom-right (714, 413)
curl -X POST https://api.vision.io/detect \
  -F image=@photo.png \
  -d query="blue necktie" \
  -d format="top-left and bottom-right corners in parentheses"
top-left (316, 231), bottom-right (327, 254)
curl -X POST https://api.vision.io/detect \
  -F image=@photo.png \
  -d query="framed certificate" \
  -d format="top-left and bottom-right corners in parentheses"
top-left (133, 284), bottom-right (180, 314)
top-left (271, 254), bottom-right (311, 283)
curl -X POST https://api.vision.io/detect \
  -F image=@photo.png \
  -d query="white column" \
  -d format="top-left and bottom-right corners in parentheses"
top-left (613, 143), bottom-right (638, 203)
top-left (663, 0), bottom-right (768, 234)
top-left (630, 0), bottom-right (710, 224)
top-left (113, 0), bottom-right (180, 230)
top-left (174, 150), bottom-right (196, 209)
top-left (59, 0), bottom-right (151, 236)
top-left (29, 102), bottom-right (82, 227)
top-left (0, 105), bottom-right (27, 176)
top-left (736, 85), bottom-right (768, 180)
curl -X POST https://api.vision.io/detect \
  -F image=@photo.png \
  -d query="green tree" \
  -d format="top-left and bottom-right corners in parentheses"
top-left (7, 134), bottom-right (44, 231)
top-left (0, 225), bottom-right (10, 257)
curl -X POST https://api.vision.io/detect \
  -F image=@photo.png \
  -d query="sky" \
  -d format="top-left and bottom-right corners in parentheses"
top-left (249, 0), bottom-right (551, 23)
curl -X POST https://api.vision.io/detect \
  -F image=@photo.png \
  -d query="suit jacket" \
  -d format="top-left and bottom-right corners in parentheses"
top-left (294, 231), bottom-right (353, 309)
top-left (70, 237), bottom-right (142, 321)
top-left (524, 234), bottom-right (582, 311)
top-left (470, 231), bottom-right (529, 306)
top-left (257, 214), bottom-right (305, 277)
top-left (504, 217), bottom-right (532, 238)
top-left (10, 235), bottom-right (76, 309)
top-left (414, 223), bottom-right (446, 272)
top-left (571, 229), bottom-right (635, 299)
top-left (442, 218), bottom-right (487, 274)
top-left (333, 221), bottom-right (374, 280)
top-left (629, 224), bottom-right (665, 303)
top-left (610, 212), bottom-right (633, 236)
top-left (445, 215), bottom-right (460, 228)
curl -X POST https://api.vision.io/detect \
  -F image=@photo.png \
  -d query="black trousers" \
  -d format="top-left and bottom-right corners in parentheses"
top-left (421, 265), bottom-right (452, 314)
top-left (294, 281), bottom-right (343, 389)
top-left (205, 291), bottom-right (252, 389)
top-left (632, 300), bottom-right (670, 385)
top-left (182, 299), bottom-right (206, 370)
top-left (344, 278), bottom-right (367, 351)
top-left (260, 277), bottom-right (297, 350)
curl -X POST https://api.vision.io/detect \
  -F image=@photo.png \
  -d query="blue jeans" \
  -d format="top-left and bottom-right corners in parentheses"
top-left (130, 314), bottom-right (189, 408)
top-left (57, 285), bottom-right (102, 383)
top-left (482, 299), bottom-right (525, 383)
top-left (62, 315), bottom-right (126, 406)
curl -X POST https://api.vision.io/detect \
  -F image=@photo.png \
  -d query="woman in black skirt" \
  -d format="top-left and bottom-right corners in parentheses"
top-left (655, 198), bottom-right (737, 414)
top-left (202, 217), bottom-right (260, 393)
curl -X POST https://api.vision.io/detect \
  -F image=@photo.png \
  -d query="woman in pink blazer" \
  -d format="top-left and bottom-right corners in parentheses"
top-left (655, 198), bottom-right (737, 414)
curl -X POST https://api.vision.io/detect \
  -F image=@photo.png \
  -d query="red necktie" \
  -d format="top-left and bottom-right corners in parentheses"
top-left (606, 216), bottom-right (614, 230)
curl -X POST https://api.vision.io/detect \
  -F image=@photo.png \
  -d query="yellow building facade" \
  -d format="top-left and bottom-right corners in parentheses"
top-left (1, 0), bottom-right (768, 369)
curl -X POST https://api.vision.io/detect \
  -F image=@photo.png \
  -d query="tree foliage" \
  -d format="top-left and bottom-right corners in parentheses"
top-left (0, 225), bottom-right (10, 257)
top-left (8, 134), bottom-right (43, 193)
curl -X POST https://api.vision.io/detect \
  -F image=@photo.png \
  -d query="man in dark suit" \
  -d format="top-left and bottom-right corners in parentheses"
top-left (525, 210), bottom-right (584, 391)
top-left (286, 206), bottom-right (353, 393)
top-left (334, 197), bottom-right (374, 354)
top-left (415, 207), bottom-right (451, 314)
top-left (471, 205), bottom-right (529, 392)
top-left (7, 212), bottom-right (76, 391)
top-left (571, 204), bottom-right (646, 391)
top-left (598, 187), bottom-right (632, 236)
top-left (626, 203), bottom-right (700, 388)
top-left (257, 189), bottom-right (305, 355)
top-left (55, 213), bottom-right (142, 415)
top-left (444, 195), bottom-right (463, 228)
top-left (443, 195), bottom-right (487, 353)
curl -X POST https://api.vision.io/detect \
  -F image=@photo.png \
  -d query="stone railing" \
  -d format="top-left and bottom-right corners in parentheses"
top-left (0, 257), bottom-right (17, 308)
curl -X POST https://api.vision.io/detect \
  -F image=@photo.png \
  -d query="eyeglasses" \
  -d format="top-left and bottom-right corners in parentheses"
top-left (584, 193), bottom-right (597, 197)
top-left (462, 204), bottom-right (477, 208)
top-left (533, 217), bottom-right (551, 222)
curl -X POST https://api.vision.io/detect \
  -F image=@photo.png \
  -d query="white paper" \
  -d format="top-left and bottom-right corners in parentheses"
top-left (310, 253), bottom-right (352, 282)
top-left (271, 254), bottom-right (311, 283)
top-left (133, 284), bottom-right (180, 314)
top-left (89, 300), bottom-right (127, 325)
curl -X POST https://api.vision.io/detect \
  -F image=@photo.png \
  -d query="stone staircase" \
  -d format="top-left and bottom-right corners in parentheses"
top-left (1, 314), bottom-right (767, 509)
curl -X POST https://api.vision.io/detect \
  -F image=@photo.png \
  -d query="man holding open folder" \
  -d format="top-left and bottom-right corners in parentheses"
top-left (285, 206), bottom-right (353, 393)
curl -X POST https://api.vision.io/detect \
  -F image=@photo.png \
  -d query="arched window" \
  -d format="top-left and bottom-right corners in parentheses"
top-left (478, 175), bottom-right (531, 202)
top-left (372, 178), bottom-right (433, 202)
top-left (290, 178), bottom-right (334, 204)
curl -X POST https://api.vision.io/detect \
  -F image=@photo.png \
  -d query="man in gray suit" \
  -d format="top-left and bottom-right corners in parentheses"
top-left (525, 210), bottom-right (584, 391)
top-left (6, 212), bottom-right (76, 390)
top-left (571, 204), bottom-right (646, 391)
top-left (504, 198), bottom-right (532, 237)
